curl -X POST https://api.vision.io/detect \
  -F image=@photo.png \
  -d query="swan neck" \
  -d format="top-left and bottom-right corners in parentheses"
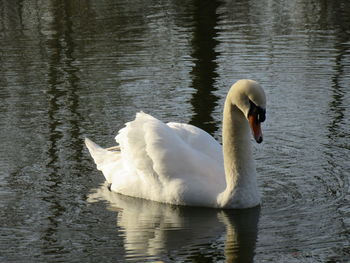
top-left (223, 101), bottom-right (253, 182)
top-left (220, 96), bottom-right (259, 208)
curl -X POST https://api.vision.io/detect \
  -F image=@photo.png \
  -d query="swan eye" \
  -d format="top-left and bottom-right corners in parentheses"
top-left (248, 100), bottom-right (266, 123)
top-left (258, 108), bottom-right (266, 123)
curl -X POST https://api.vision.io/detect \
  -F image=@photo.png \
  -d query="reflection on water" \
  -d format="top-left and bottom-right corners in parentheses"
top-left (88, 183), bottom-right (260, 263)
top-left (189, 0), bottom-right (221, 135)
top-left (0, 0), bottom-right (350, 262)
top-left (43, 1), bottom-right (84, 253)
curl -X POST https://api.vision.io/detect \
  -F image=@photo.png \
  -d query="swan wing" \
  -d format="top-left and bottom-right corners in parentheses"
top-left (86, 112), bottom-right (224, 206)
top-left (166, 121), bottom-right (223, 163)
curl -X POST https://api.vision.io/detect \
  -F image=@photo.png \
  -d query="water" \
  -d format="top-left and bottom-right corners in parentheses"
top-left (0, 0), bottom-right (349, 262)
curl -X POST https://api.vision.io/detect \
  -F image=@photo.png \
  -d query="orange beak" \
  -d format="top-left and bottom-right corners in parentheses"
top-left (248, 114), bottom-right (263, 143)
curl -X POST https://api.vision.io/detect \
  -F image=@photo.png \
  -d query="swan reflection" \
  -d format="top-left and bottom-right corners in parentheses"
top-left (88, 183), bottom-right (260, 262)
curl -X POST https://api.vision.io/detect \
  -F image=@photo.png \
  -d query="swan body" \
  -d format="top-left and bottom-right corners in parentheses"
top-left (86, 79), bottom-right (266, 208)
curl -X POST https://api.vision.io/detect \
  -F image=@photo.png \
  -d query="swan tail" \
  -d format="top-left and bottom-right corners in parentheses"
top-left (85, 137), bottom-right (121, 183)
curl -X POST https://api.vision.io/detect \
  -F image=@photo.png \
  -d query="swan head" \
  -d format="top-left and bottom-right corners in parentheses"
top-left (230, 79), bottom-right (266, 143)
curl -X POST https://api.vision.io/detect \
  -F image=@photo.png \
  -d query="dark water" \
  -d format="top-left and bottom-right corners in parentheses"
top-left (1, 0), bottom-right (349, 262)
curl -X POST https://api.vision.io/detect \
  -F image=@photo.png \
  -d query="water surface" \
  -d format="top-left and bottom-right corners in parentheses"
top-left (0, 0), bottom-right (349, 262)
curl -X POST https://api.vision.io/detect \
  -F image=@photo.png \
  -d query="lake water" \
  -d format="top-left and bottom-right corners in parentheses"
top-left (1, 0), bottom-right (349, 262)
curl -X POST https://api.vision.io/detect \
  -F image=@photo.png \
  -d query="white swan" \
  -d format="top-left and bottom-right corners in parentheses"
top-left (85, 79), bottom-right (266, 208)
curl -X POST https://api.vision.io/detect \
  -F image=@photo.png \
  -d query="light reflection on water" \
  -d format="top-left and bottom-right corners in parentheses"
top-left (0, 0), bottom-right (349, 262)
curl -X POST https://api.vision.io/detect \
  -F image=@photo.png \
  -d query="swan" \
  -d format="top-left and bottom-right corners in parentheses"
top-left (85, 79), bottom-right (266, 208)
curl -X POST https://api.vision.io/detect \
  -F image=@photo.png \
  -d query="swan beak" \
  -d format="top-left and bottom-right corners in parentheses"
top-left (248, 114), bottom-right (263, 143)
